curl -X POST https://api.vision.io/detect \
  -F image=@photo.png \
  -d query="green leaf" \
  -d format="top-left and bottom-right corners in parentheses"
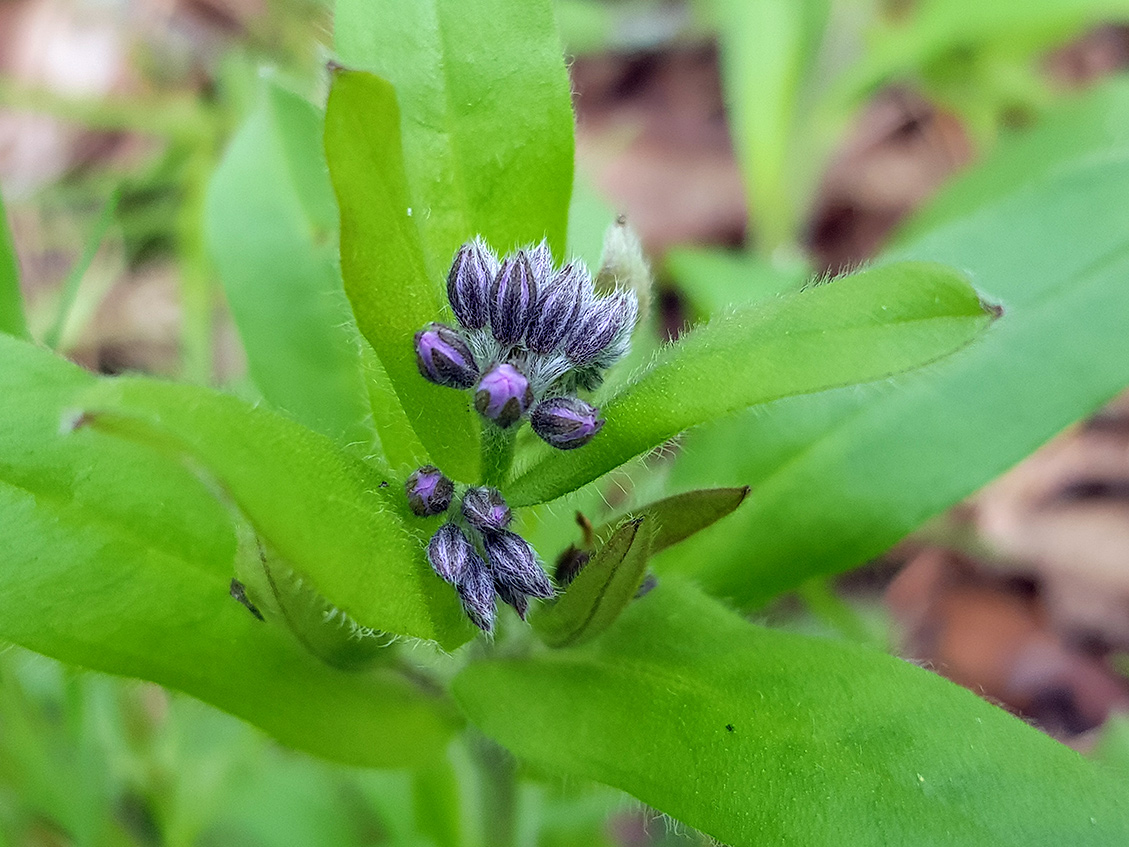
top-left (598, 487), bottom-right (751, 557)
top-left (0, 336), bottom-right (458, 767)
top-left (842, 0), bottom-right (1129, 106)
top-left (661, 79), bottom-right (1129, 607)
top-left (0, 188), bottom-right (28, 338)
top-left (334, 0), bottom-right (575, 276)
top-left (324, 68), bottom-right (480, 480)
top-left (715, 0), bottom-right (830, 252)
top-left (506, 261), bottom-right (995, 506)
top-left (455, 578), bottom-right (1129, 846)
top-left (205, 82), bottom-right (374, 448)
top-left (77, 373), bottom-right (473, 650)
top-left (531, 518), bottom-right (651, 648)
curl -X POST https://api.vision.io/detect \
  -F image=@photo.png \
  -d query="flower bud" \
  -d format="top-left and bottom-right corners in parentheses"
top-left (457, 555), bottom-right (496, 633)
top-left (447, 238), bottom-right (496, 330)
top-left (427, 523), bottom-right (478, 585)
top-left (489, 253), bottom-right (537, 345)
top-left (474, 363), bottom-right (533, 428)
top-left (494, 580), bottom-right (529, 620)
top-left (415, 323), bottom-right (480, 389)
top-left (405, 465), bottom-right (454, 516)
top-left (530, 396), bottom-right (604, 450)
top-left (564, 290), bottom-right (638, 366)
top-left (483, 530), bottom-right (555, 601)
top-left (461, 486), bottom-right (512, 532)
top-left (525, 240), bottom-right (555, 285)
top-left (527, 262), bottom-right (586, 353)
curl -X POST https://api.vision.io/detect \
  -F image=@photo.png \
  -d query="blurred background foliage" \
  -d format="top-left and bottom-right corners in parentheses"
top-left (4, 0), bottom-right (1129, 843)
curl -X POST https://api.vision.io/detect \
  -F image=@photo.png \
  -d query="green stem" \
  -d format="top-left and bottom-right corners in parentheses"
top-left (480, 424), bottom-right (516, 487)
top-left (471, 733), bottom-right (518, 847)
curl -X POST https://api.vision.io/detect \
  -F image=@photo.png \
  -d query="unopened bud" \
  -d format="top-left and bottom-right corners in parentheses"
top-left (483, 531), bottom-right (555, 601)
top-left (405, 465), bottom-right (454, 516)
top-left (457, 555), bottom-right (496, 633)
top-left (494, 580), bottom-right (529, 620)
top-left (530, 396), bottom-right (604, 450)
top-left (447, 238), bottom-right (496, 330)
top-left (415, 323), bottom-right (480, 389)
top-left (564, 290), bottom-right (638, 366)
top-left (474, 363), bottom-right (533, 428)
top-left (489, 253), bottom-right (537, 345)
top-left (427, 523), bottom-right (477, 585)
top-left (461, 486), bottom-right (512, 532)
top-left (525, 240), bottom-right (555, 285)
top-left (527, 263), bottom-right (586, 353)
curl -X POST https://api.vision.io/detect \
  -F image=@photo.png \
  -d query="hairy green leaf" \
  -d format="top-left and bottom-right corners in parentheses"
top-left (663, 80), bottom-right (1129, 606)
top-left (600, 487), bottom-right (750, 556)
top-left (0, 336), bottom-right (458, 767)
top-left (205, 83), bottom-right (374, 448)
top-left (531, 518), bottom-right (651, 648)
top-left (324, 68), bottom-right (480, 479)
top-left (334, 0), bottom-right (575, 276)
top-left (506, 261), bottom-right (995, 506)
top-left (455, 579), bottom-right (1129, 846)
top-left (77, 374), bottom-right (473, 650)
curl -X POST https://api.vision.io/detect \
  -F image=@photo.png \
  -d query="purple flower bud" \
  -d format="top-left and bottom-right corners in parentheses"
top-left (494, 579), bottom-right (529, 620)
top-left (461, 486), bottom-right (512, 532)
top-left (415, 323), bottom-right (480, 389)
top-left (405, 465), bottom-right (454, 516)
top-left (427, 523), bottom-right (478, 585)
top-left (525, 240), bottom-right (555, 285)
top-left (457, 555), bottom-right (496, 633)
top-left (530, 396), bottom-right (605, 450)
top-left (447, 239), bottom-right (496, 330)
top-left (489, 253), bottom-right (537, 345)
top-left (527, 263), bottom-right (586, 353)
top-left (483, 530), bottom-right (555, 601)
top-left (563, 290), bottom-right (638, 366)
top-left (474, 363), bottom-right (533, 428)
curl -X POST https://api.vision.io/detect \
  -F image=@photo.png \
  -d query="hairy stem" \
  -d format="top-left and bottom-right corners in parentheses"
top-left (480, 423), bottom-right (516, 488)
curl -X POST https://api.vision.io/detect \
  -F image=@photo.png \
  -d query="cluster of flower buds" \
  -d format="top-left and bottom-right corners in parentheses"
top-left (413, 237), bottom-right (640, 449)
top-left (406, 466), bottom-right (554, 632)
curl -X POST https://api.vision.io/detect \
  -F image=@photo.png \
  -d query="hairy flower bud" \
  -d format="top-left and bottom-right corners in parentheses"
top-left (527, 262), bottom-right (586, 353)
top-left (525, 240), bottom-right (555, 285)
top-left (461, 486), bottom-right (512, 532)
top-left (483, 530), bottom-right (555, 601)
top-left (427, 523), bottom-right (478, 585)
top-left (447, 238), bottom-right (496, 330)
top-left (457, 555), bottom-right (496, 633)
top-left (415, 323), bottom-right (480, 389)
top-left (530, 396), bottom-right (604, 450)
top-left (494, 580), bottom-right (530, 620)
top-left (474, 363), bottom-right (533, 428)
top-left (405, 465), bottom-right (454, 516)
top-left (564, 290), bottom-right (639, 366)
top-left (489, 253), bottom-right (537, 345)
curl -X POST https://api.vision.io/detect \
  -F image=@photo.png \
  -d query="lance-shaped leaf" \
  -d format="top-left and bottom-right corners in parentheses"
top-left (593, 487), bottom-right (751, 557)
top-left (77, 374), bottom-right (473, 650)
top-left (506, 261), bottom-right (996, 506)
top-left (660, 79), bottom-right (1129, 607)
top-left (334, 0), bottom-right (574, 277)
top-left (324, 68), bottom-right (479, 480)
top-left (205, 82), bottom-right (376, 449)
top-left (0, 189), bottom-right (28, 338)
top-left (455, 578), bottom-right (1129, 846)
top-left (0, 336), bottom-right (459, 767)
top-left (531, 518), bottom-right (651, 649)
